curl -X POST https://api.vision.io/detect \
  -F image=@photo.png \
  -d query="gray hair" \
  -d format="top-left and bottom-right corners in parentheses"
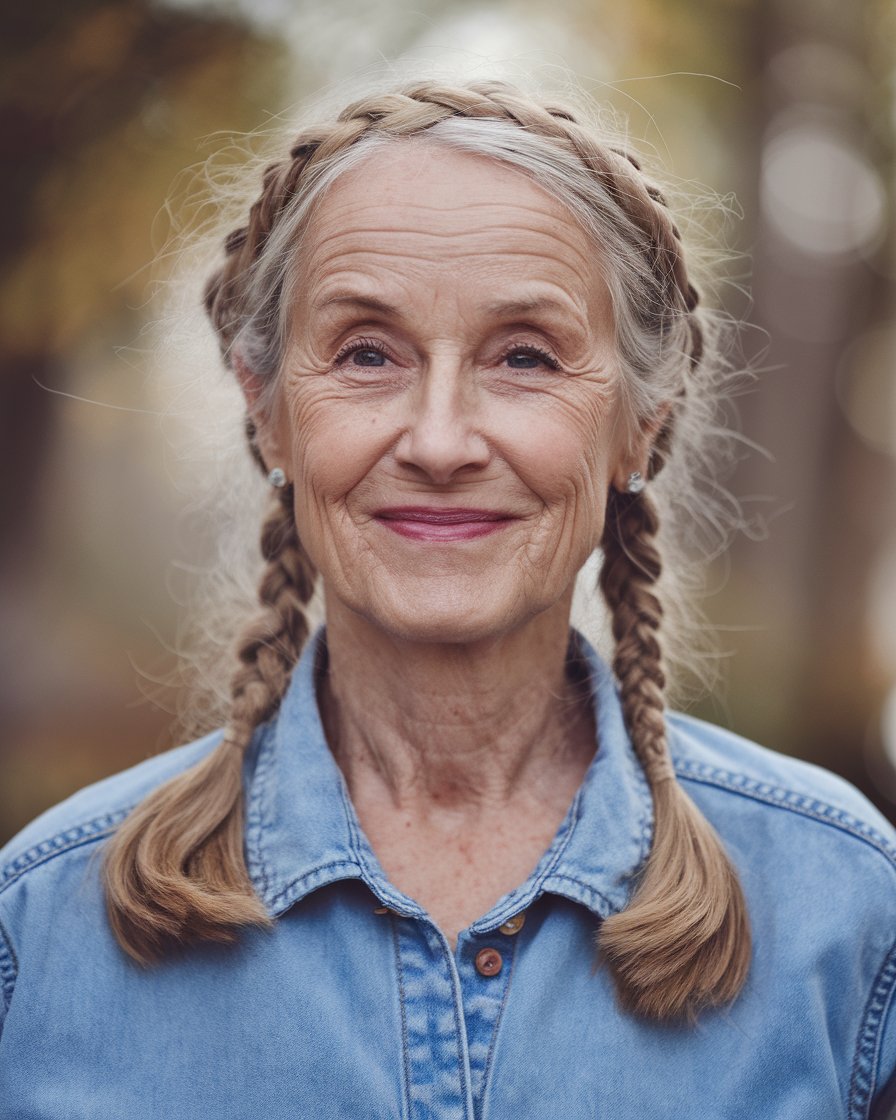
top-left (215, 110), bottom-right (743, 705)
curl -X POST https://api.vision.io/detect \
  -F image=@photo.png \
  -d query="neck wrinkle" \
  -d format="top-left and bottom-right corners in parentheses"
top-left (317, 601), bottom-right (597, 815)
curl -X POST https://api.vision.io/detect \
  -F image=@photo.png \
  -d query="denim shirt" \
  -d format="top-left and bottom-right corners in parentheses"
top-left (2, 629), bottom-right (896, 1119)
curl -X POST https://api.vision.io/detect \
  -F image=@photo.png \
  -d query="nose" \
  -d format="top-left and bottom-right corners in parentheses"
top-left (393, 361), bottom-right (490, 484)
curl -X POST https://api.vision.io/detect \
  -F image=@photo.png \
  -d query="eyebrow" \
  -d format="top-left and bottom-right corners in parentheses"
top-left (482, 296), bottom-right (578, 320)
top-left (312, 294), bottom-right (401, 316)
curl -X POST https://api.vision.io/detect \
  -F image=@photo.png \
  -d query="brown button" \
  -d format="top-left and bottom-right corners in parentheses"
top-left (373, 906), bottom-right (390, 915)
top-left (499, 913), bottom-right (526, 936)
top-left (475, 947), bottom-right (503, 977)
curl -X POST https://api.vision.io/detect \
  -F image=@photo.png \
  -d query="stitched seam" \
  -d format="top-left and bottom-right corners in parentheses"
top-left (848, 940), bottom-right (896, 1119)
top-left (469, 791), bottom-right (585, 935)
top-left (266, 860), bottom-right (361, 912)
top-left (0, 913), bottom-right (18, 1013)
top-left (674, 761), bottom-right (896, 864)
top-left (539, 873), bottom-right (617, 917)
top-left (341, 780), bottom-right (365, 867)
top-left (631, 733), bottom-right (654, 865)
top-left (339, 783), bottom-right (421, 915)
top-left (392, 918), bottom-right (412, 1120)
top-left (444, 933), bottom-right (470, 1116)
top-left (0, 812), bottom-right (130, 894)
top-left (246, 724), bottom-right (277, 903)
top-left (341, 783), bottom-right (384, 901)
top-left (479, 931), bottom-right (520, 1116)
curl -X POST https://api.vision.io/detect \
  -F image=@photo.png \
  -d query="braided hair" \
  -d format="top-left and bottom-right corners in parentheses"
top-left (104, 79), bottom-right (749, 1022)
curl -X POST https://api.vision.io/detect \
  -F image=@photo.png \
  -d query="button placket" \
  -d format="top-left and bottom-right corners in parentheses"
top-left (395, 917), bottom-right (474, 1119)
top-left (459, 925), bottom-right (521, 1116)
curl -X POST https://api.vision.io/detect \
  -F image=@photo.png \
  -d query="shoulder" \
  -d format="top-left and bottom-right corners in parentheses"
top-left (667, 710), bottom-right (896, 853)
top-left (666, 714), bottom-right (896, 1115)
top-left (0, 731), bottom-right (223, 896)
top-left (667, 711), bottom-right (896, 902)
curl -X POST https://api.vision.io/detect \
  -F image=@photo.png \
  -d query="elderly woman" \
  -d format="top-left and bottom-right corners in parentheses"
top-left (1, 79), bottom-right (895, 1119)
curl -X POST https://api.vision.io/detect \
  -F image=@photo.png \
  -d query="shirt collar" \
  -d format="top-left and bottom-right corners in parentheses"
top-left (245, 627), bottom-right (654, 928)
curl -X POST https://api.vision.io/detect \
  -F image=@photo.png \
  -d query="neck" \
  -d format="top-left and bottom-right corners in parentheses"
top-left (317, 597), bottom-right (596, 818)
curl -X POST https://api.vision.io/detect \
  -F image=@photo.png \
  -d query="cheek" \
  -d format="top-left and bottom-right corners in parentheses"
top-left (280, 381), bottom-right (393, 521)
top-left (499, 392), bottom-right (617, 509)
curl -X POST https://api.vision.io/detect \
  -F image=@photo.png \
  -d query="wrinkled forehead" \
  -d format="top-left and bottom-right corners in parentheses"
top-left (305, 140), bottom-right (577, 231)
top-left (291, 142), bottom-right (612, 320)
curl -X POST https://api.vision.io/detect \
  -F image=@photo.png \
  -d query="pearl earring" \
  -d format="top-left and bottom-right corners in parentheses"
top-left (626, 471), bottom-right (645, 494)
top-left (268, 467), bottom-right (286, 489)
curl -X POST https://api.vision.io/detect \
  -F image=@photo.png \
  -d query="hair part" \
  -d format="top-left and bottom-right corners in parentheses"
top-left (105, 77), bottom-right (751, 1022)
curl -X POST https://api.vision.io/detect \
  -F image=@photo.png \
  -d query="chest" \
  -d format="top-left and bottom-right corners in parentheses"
top-left (2, 884), bottom-right (864, 1120)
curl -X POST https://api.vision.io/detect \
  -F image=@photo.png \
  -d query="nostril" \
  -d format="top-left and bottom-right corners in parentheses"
top-left (393, 415), bottom-right (490, 483)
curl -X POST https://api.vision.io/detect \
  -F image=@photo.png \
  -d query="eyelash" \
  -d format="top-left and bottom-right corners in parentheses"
top-left (333, 337), bottom-right (390, 365)
top-left (331, 337), bottom-right (561, 370)
top-left (498, 344), bottom-right (561, 371)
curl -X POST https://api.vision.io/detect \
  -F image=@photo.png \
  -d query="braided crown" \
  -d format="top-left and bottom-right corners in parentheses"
top-left (204, 80), bottom-right (704, 481)
top-left (106, 81), bottom-right (752, 1022)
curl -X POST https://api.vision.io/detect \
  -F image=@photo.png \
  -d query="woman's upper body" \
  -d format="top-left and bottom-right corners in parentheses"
top-left (1, 627), bottom-right (895, 1118)
top-left (2, 76), bottom-right (894, 1117)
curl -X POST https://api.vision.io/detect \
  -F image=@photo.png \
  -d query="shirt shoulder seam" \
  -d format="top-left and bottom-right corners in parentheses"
top-left (674, 760), bottom-right (896, 868)
top-left (0, 808), bottom-right (131, 895)
top-left (0, 911), bottom-right (17, 1013)
top-left (849, 937), bottom-right (896, 1119)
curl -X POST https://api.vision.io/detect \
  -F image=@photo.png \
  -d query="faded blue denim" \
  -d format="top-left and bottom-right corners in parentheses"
top-left (1, 629), bottom-right (895, 1118)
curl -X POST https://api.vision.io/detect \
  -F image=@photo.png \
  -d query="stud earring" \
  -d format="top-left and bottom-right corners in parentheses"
top-left (267, 467), bottom-right (287, 489)
top-left (626, 471), bottom-right (645, 494)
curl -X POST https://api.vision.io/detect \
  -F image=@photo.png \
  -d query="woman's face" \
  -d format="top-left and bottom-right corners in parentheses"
top-left (254, 142), bottom-right (648, 645)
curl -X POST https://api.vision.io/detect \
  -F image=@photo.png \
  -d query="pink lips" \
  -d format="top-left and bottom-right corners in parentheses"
top-left (374, 506), bottom-right (514, 542)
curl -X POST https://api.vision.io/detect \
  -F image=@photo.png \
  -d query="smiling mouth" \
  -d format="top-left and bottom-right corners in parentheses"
top-left (373, 506), bottom-right (515, 542)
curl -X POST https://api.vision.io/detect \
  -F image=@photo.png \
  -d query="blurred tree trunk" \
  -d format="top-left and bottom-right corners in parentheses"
top-left (0, 0), bottom-right (281, 530)
top-left (0, 1), bottom-right (285, 838)
top-left (723, 0), bottom-right (896, 814)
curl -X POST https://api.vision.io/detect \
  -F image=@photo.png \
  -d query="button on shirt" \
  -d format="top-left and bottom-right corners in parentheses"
top-left (1, 629), bottom-right (896, 1119)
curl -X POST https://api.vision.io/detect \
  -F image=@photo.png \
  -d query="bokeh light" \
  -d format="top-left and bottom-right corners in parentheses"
top-left (2, 0), bottom-right (896, 842)
top-left (761, 118), bottom-right (887, 259)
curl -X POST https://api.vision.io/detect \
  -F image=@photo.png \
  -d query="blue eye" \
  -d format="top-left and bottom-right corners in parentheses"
top-left (507, 351), bottom-right (542, 369)
top-left (503, 346), bottom-right (560, 371)
top-left (333, 339), bottom-right (390, 367)
top-left (352, 348), bottom-right (386, 366)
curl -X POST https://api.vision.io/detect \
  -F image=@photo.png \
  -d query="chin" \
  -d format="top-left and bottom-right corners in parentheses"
top-left (347, 576), bottom-right (560, 648)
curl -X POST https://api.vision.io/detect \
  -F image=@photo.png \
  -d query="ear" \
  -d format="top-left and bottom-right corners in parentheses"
top-left (233, 352), bottom-right (289, 479)
top-left (610, 401), bottom-right (673, 493)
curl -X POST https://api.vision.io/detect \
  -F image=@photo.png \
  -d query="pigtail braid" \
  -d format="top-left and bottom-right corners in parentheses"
top-left (104, 431), bottom-right (316, 964)
top-left (597, 487), bottom-right (751, 1021)
top-left (556, 122), bottom-right (751, 1021)
top-left (105, 79), bottom-right (749, 1008)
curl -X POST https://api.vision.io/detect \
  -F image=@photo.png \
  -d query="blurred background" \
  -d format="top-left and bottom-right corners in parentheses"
top-left (2, 0), bottom-right (896, 844)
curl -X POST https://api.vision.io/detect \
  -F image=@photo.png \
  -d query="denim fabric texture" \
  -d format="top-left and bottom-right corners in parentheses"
top-left (1, 628), bottom-right (895, 1119)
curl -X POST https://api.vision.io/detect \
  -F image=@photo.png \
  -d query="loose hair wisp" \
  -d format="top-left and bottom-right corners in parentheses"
top-left (104, 79), bottom-right (751, 1023)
